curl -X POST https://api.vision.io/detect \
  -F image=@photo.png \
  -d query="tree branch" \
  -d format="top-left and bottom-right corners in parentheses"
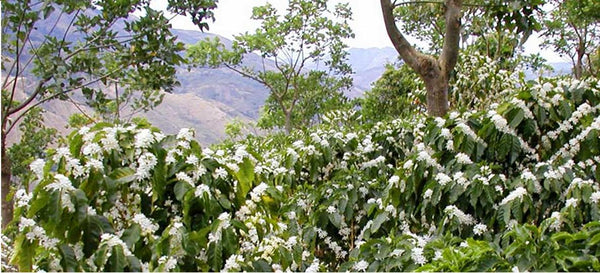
top-left (380, 0), bottom-right (422, 72)
top-left (439, 0), bottom-right (463, 78)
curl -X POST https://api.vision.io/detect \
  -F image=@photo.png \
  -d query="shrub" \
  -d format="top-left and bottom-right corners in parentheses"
top-left (6, 76), bottom-right (600, 271)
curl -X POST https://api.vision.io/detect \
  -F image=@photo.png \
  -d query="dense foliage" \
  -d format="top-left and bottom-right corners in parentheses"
top-left (4, 75), bottom-right (600, 271)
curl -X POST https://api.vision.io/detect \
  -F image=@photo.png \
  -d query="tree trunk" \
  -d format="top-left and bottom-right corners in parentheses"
top-left (1, 136), bottom-right (13, 228)
top-left (380, 0), bottom-right (461, 117)
top-left (574, 47), bottom-right (584, 79)
top-left (424, 74), bottom-right (450, 116)
top-left (284, 111), bottom-right (292, 134)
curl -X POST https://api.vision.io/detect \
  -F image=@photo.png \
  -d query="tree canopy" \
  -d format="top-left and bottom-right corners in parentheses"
top-left (1, 0), bottom-right (217, 227)
top-left (188, 0), bottom-right (354, 133)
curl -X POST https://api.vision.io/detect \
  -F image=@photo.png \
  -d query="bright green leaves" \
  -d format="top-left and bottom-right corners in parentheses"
top-left (234, 157), bottom-right (255, 206)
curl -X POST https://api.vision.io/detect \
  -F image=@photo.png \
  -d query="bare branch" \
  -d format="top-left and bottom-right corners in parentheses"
top-left (380, 0), bottom-right (421, 71)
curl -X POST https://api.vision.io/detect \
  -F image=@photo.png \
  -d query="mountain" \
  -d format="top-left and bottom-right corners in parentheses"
top-left (1, 12), bottom-right (402, 146)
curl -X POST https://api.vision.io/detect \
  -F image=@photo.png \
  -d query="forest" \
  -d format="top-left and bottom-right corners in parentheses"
top-left (1, 0), bottom-right (600, 271)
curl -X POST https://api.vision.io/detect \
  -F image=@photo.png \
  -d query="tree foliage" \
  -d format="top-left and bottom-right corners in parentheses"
top-left (1, 0), bottom-right (217, 227)
top-left (188, 0), bottom-right (354, 133)
top-left (542, 0), bottom-right (600, 79)
top-left (359, 63), bottom-right (426, 122)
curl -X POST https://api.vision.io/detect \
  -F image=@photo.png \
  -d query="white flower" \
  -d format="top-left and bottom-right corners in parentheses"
top-left (444, 205), bottom-right (475, 225)
top-left (78, 126), bottom-right (90, 135)
top-left (134, 129), bottom-right (155, 149)
top-left (456, 153), bottom-right (473, 164)
top-left (15, 189), bottom-right (32, 208)
top-left (591, 192), bottom-right (600, 204)
top-left (30, 159), bottom-right (45, 179)
top-left (45, 174), bottom-right (75, 192)
top-left (222, 254), bottom-right (243, 272)
top-left (435, 117), bottom-right (446, 127)
top-left (549, 211), bottom-right (562, 231)
top-left (100, 130), bottom-right (121, 152)
top-left (499, 187), bottom-right (528, 206)
top-left (411, 247), bottom-right (427, 265)
top-left (82, 143), bottom-right (102, 157)
top-left (19, 217), bottom-right (36, 232)
top-left (389, 175), bottom-right (400, 186)
top-left (440, 128), bottom-right (452, 138)
top-left (353, 260), bottom-right (369, 272)
top-left (218, 213), bottom-right (231, 229)
top-left (423, 189), bottom-right (433, 199)
top-left (135, 153), bottom-right (157, 180)
top-left (473, 223), bottom-right (487, 235)
top-left (132, 213), bottom-right (158, 236)
top-left (326, 205), bottom-right (336, 214)
top-left (361, 156), bottom-right (385, 169)
top-left (186, 155), bottom-right (199, 166)
top-left (435, 173), bottom-right (452, 186)
top-left (491, 114), bottom-right (509, 133)
top-left (453, 171), bottom-right (469, 187)
top-left (403, 160), bottom-right (414, 170)
top-left (158, 256), bottom-right (177, 271)
top-left (100, 233), bottom-right (133, 256)
top-left (195, 184), bottom-right (210, 198)
top-left (213, 167), bottom-right (228, 179)
top-left (176, 172), bottom-right (194, 187)
top-left (417, 150), bottom-right (438, 168)
top-left (521, 170), bottom-right (536, 181)
top-left (565, 198), bottom-right (578, 208)
top-left (85, 157), bottom-right (103, 168)
top-left (250, 182), bottom-right (268, 202)
top-left (305, 258), bottom-right (320, 273)
top-left (177, 128), bottom-right (195, 141)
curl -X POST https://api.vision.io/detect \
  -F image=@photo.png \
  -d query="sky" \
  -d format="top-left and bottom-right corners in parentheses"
top-left (150, 0), bottom-right (564, 62)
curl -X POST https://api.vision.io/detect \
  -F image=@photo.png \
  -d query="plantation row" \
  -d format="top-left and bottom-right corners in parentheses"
top-left (6, 76), bottom-right (600, 271)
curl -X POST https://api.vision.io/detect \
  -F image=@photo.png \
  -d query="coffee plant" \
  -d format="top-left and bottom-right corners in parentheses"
top-left (4, 76), bottom-right (600, 271)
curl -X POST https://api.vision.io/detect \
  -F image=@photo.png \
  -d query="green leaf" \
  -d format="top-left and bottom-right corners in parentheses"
top-left (107, 245), bottom-right (127, 272)
top-left (109, 167), bottom-right (136, 185)
top-left (371, 212), bottom-right (389, 233)
top-left (208, 241), bottom-right (223, 271)
top-left (59, 244), bottom-right (79, 271)
top-left (235, 157), bottom-right (255, 205)
top-left (588, 233), bottom-right (600, 247)
top-left (127, 256), bottom-right (142, 272)
top-left (509, 109), bottom-right (525, 129)
top-left (174, 181), bottom-right (192, 201)
top-left (328, 212), bottom-right (343, 229)
top-left (28, 190), bottom-right (50, 217)
top-left (253, 259), bottom-right (272, 271)
top-left (11, 234), bottom-right (34, 271)
top-left (83, 215), bottom-right (114, 257)
top-left (121, 224), bottom-right (141, 249)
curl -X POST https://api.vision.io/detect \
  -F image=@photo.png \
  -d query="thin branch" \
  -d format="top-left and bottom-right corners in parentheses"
top-left (58, 10), bottom-right (80, 57)
top-left (223, 63), bottom-right (271, 89)
top-left (7, 69), bottom-right (122, 134)
top-left (67, 97), bottom-right (96, 123)
top-left (395, 0), bottom-right (499, 7)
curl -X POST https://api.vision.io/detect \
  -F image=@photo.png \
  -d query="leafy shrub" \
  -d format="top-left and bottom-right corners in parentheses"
top-left (6, 76), bottom-right (600, 271)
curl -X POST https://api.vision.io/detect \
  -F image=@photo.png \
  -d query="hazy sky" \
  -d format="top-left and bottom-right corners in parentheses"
top-left (152, 0), bottom-right (563, 62)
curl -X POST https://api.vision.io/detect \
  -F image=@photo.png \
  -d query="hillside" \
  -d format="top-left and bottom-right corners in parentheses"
top-left (5, 21), bottom-right (394, 145)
